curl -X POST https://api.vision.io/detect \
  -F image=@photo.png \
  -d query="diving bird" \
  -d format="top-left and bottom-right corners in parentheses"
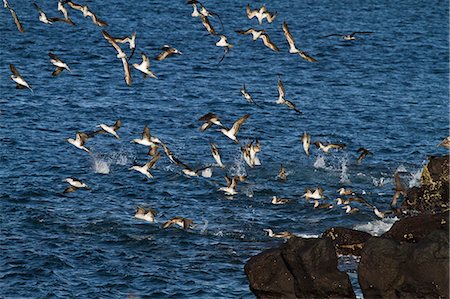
top-left (237, 29), bottom-right (279, 52)
top-left (4, 0), bottom-right (24, 32)
top-left (107, 32), bottom-right (137, 59)
top-left (155, 45), bottom-right (182, 61)
top-left (357, 147), bottom-right (373, 164)
top-left (220, 114), bottom-right (250, 143)
top-left (188, 0), bottom-right (224, 29)
top-left (134, 207), bottom-right (157, 223)
top-left (438, 137), bottom-right (450, 149)
top-left (33, 3), bottom-right (52, 24)
top-left (271, 196), bottom-right (289, 205)
top-left (9, 64), bottom-right (32, 91)
top-left (313, 141), bottom-right (346, 153)
top-left (129, 153), bottom-right (160, 179)
top-left (246, 4), bottom-right (276, 25)
top-left (215, 35), bottom-right (233, 63)
top-left (218, 176), bottom-right (240, 195)
top-left (63, 177), bottom-right (91, 193)
top-left (276, 77), bottom-right (302, 114)
top-left (162, 217), bottom-right (194, 229)
top-left (210, 143), bottom-right (224, 168)
top-left (198, 113), bottom-right (224, 132)
top-left (102, 30), bottom-right (132, 86)
top-left (263, 229), bottom-right (293, 239)
top-left (278, 163), bottom-right (287, 181)
top-left (321, 31), bottom-right (373, 40)
top-left (132, 53), bottom-right (157, 79)
top-left (282, 21), bottom-right (317, 62)
top-left (179, 163), bottom-right (213, 178)
top-left (301, 131), bottom-right (311, 156)
top-left (96, 119), bottom-right (121, 139)
top-left (390, 171), bottom-right (406, 208)
top-left (67, 132), bottom-right (91, 153)
top-left (240, 84), bottom-right (258, 106)
top-left (132, 125), bottom-right (161, 146)
top-left (259, 32), bottom-right (280, 52)
top-left (241, 140), bottom-right (261, 167)
top-left (48, 52), bottom-right (71, 76)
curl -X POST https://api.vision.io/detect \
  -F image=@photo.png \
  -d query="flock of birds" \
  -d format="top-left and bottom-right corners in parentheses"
top-left (4, 0), bottom-right (450, 237)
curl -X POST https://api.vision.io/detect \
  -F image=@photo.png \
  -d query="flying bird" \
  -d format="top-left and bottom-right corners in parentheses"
top-left (4, 0), bottom-right (24, 32)
top-left (129, 153), bottom-right (161, 179)
top-left (102, 30), bottom-right (132, 86)
top-left (282, 21), bottom-right (317, 62)
top-left (67, 132), bottom-right (91, 153)
top-left (210, 143), bottom-right (224, 168)
top-left (314, 141), bottom-right (346, 153)
top-left (321, 31), bottom-right (373, 40)
top-left (132, 53), bottom-right (157, 79)
top-left (218, 175), bottom-right (241, 195)
top-left (48, 52), bottom-right (71, 76)
top-left (276, 77), bottom-right (302, 114)
top-left (240, 84), bottom-right (260, 107)
top-left (259, 32), bottom-right (280, 52)
top-left (215, 35), bottom-right (233, 63)
top-left (132, 125), bottom-right (161, 146)
top-left (220, 114), bottom-right (250, 143)
top-left (106, 32), bottom-right (137, 59)
top-left (9, 64), bottom-right (32, 91)
top-left (246, 4), bottom-right (276, 25)
top-left (356, 147), bottom-right (373, 164)
top-left (63, 177), bottom-right (91, 193)
top-left (237, 29), bottom-right (279, 52)
top-left (33, 3), bottom-right (52, 24)
top-left (96, 119), bottom-right (121, 139)
top-left (198, 112), bottom-right (224, 132)
top-left (200, 15), bottom-right (216, 35)
top-left (301, 131), bottom-right (311, 156)
top-left (236, 28), bottom-right (265, 40)
top-left (155, 45), bottom-right (182, 61)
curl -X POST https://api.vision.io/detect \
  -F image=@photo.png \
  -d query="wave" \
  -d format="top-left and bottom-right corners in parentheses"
top-left (353, 217), bottom-right (398, 236)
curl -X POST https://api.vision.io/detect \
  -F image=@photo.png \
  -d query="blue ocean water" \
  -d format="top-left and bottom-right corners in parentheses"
top-left (0, 0), bottom-right (448, 297)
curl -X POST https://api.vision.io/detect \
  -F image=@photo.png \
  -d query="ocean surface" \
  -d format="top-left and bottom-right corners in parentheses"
top-left (0, 0), bottom-right (448, 297)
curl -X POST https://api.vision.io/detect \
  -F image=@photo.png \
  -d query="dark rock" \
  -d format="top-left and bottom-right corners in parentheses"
top-left (402, 154), bottom-right (449, 214)
top-left (322, 227), bottom-right (372, 255)
top-left (358, 230), bottom-right (449, 298)
top-left (383, 211), bottom-right (449, 242)
top-left (245, 237), bottom-right (355, 299)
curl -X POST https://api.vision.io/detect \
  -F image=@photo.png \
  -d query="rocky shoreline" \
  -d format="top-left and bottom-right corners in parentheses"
top-left (245, 155), bottom-right (449, 298)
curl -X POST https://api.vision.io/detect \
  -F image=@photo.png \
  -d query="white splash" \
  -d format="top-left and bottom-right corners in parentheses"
top-left (353, 217), bottom-right (398, 236)
top-left (229, 155), bottom-right (247, 177)
top-left (396, 164), bottom-right (407, 173)
top-left (114, 152), bottom-right (130, 166)
top-left (201, 168), bottom-right (213, 178)
top-left (372, 176), bottom-right (387, 187)
top-left (339, 157), bottom-right (350, 184)
top-left (93, 158), bottom-right (110, 174)
top-left (200, 220), bottom-right (208, 234)
top-left (294, 233), bottom-right (320, 238)
top-left (313, 155), bottom-right (327, 169)
top-left (408, 167), bottom-right (423, 188)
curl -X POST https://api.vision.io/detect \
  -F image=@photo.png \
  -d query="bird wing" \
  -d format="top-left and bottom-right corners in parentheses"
top-left (229, 114), bottom-right (250, 136)
top-left (155, 50), bottom-right (170, 61)
top-left (66, 0), bottom-right (84, 11)
top-left (7, 6), bottom-right (24, 32)
top-left (141, 53), bottom-right (150, 68)
top-left (121, 57), bottom-right (132, 86)
top-left (198, 112), bottom-right (217, 122)
top-left (236, 28), bottom-right (254, 35)
top-left (64, 186), bottom-right (78, 193)
top-left (48, 52), bottom-right (61, 62)
top-left (260, 33), bottom-right (279, 52)
top-left (200, 15), bottom-right (216, 35)
top-left (277, 78), bottom-right (285, 98)
top-left (52, 67), bottom-right (65, 77)
top-left (282, 21), bottom-right (297, 51)
top-left (33, 3), bottom-right (45, 15)
top-left (299, 51), bottom-right (317, 62)
top-left (145, 153), bottom-right (161, 169)
top-left (142, 126), bottom-right (151, 140)
top-left (9, 64), bottom-right (21, 77)
top-left (162, 219), bottom-right (175, 229)
top-left (329, 143), bottom-right (346, 149)
top-left (285, 100), bottom-right (302, 114)
top-left (113, 119), bottom-right (121, 131)
top-left (102, 30), bottom-right (125, 55)
top-left (246, 4), bottom-right (258, 19)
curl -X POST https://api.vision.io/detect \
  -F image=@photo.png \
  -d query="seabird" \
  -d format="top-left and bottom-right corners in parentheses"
top-left (278, 163), bottom-right (287, 181)
top-left (134, 207), bottom-right (157, 222)
top-left (189, 0), bottom-right (224, 29)
top-left (162, 217), bottom-right (194, 229)
top-left (181, 164), bottom-right (213, 178)
top-left (67, 132), bottom-right (91, 153)
top-left (9, 64), bottom-right (32, 91)
top-left (198, 112), bottom-right (224, 132)
top-left (132, 53), bottom-right (157, 79)
top-left (357, 147), bottom-right (373, 164)
top-left (210, 143), bottom-right (224, 168)
top-left (48, 52), bottom-right (71, 76)
top-left (218, 175), bottom-right (240, 195)
top-left (302, 187), bottom-right (325, 200)
top-left (250, 139), bottom-right (261, 166)
top-left (220, 114), bottom-right (250, 143)
top-left (263, 229), bottom-right (293, 239)
top-left (215, 35), bottom-right (233, 63)
top-left (33, 3), bottom-right (52, 24)
top-left (4, 0), bottom-right (24, 32)
top-left (102, 30), bottom-right (132, 86)
top-left (390, 171), bottom-right (406, 208)
top-left (271, 196), bottom-right (289, 205)
top-left (276, 77), bottom-right (302, 114)
top-left (335, 198), bottom-right (349, 205)
top-left (337, 187), bottom-right (354, 196)
top-left (129, 153), bottom-right (160, 179)
top-left (301, 131), bottom-right (311, 156)
top-left (282, 21), bottom-right (317, 62)
top-left (63, 177), bottom-right (91, 193)
top-left (105, 32), bottom-right (137, 60)
top-left (96, 119), bottom-right (121, 139)
top-left (313, 141), bottom-right (346, 153)
top-left (313, 200), bottom-right (333, 209)
top-left (321, 31), bottom-right (373, 41)
top-left (343, 205), bottom-right (359, 214)
top-left (240, 84), bottom-right (260, 107)
top-left (200, 15), bottom-right (216, 35)
top-left (155, 45), bottom-right (182, 61)
top-left (132, 125), bottom-right (161, 146)
top-left (147, 144), bottom-right (160, 156)
top-left (247, 4), bottom-right (276, 25)
top-left (236, 28), bottom-right (265, 41)
top-left (236, 28), bottom-right (279, 52)
top-left (58, 1), bottom-right (70, 19)
top-left (438, 137), bottom-right (450, 149)
top-left (83, 7), bottom-right (107, 26)
top-left (160, 143), bottom-right (181, 165)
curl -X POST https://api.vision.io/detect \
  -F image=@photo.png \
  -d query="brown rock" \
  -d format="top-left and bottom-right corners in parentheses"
top-left (322, 227), bottom-right (372, 255)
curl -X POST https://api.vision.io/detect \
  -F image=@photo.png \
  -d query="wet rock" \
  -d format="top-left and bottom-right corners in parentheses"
top-left (245, 237), bottom-right (355, 299)
top-left (358, 230), bottom-right (449, 298)
top-left (402, 154), bottom-right (449, 214)
top-left (322, 227), bottom-right (372, 256)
